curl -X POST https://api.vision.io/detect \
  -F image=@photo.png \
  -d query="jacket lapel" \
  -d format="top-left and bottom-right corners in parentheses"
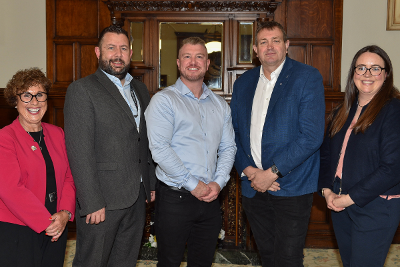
top-left (94, 69), bottom-right (138, 129)
top-left (264, 58), bottom-right (293, 123)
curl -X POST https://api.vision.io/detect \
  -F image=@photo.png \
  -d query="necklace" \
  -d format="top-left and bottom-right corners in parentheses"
top-left (27, 130), bottom-right (43, 150)
top-left (357, 98), bottom-right (370, 108)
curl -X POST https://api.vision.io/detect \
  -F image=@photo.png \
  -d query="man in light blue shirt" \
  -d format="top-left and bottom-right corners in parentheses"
top-left (145, 37), bottom-right (236, 267)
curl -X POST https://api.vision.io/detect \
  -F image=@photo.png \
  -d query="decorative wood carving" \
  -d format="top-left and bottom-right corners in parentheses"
top-left (104, 1), bottom-right (280, 13)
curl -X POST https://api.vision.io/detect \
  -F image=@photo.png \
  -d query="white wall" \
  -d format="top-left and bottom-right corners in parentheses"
top-left (0, 0), bottom-right (398, 90)
top-left (0, 0), bottom-right (46, 87)
top-left (341, 0), bottom-right (400, 90)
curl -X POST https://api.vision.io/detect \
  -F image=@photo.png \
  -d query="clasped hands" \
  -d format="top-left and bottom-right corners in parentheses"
top-left (45, 210), bottom-right (69, 242)
top-left (323, 188), bottom-right (355, 212)
top-left (191, 181), bottom-right (220, 202)
top-left (244, 166), bottom-right (280, 193)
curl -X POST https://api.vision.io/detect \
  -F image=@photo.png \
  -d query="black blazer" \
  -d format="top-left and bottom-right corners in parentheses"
top-left (64, 68), bottom-right (156, 216)
top-left (319, 98), bottom-right (400, 207)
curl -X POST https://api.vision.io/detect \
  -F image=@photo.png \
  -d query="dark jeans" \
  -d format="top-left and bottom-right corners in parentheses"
top-left (155, 182), bottom-right (221, 267)
top-left (242, 192), bottom-right (313, 267)
top-left (331, 177), bottom-right (400, 267)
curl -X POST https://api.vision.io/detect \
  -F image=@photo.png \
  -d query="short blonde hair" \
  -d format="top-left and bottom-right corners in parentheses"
top-left (178, 37), bottom-right (207, 57)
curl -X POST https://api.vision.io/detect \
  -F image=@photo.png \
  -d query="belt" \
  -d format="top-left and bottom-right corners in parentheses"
top-left (46, 192), bottom-right (57, 203)
top-left (159, 181), bottom-right (190, 193)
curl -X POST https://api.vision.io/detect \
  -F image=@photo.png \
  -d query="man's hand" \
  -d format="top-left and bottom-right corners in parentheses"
top-left (191, 181), bottom-right (211, 201)
top-left (202, 182), bottom-right (221, 202)
top-left (146, 191), bottom-right (156, 203)
top-left (86, 207), bottom-right (106, 224)
top-left (243, 166), bottom-right (260, 179)
top-left (248, 168), bottom-right (278, 193)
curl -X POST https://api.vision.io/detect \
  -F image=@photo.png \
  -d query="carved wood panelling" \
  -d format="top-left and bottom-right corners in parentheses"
top-left (104, 1), bottom-right (280, 13)
top-left (55, 44), bottom-right (74, 83)
top-left (288, 45), bottom-right (306, 64)
top-left (312, 45), bottom-right (333, 87)
top-left (55, 0), bottom-right (99, 38)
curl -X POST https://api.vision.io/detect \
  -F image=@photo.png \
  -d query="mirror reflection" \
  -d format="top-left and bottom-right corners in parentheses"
top-left (159, 22), bottom-right (223, 89)
top-left (239, 22), bottom-right (253, 63)
top-left (130, 22), bottom-right (144, 62)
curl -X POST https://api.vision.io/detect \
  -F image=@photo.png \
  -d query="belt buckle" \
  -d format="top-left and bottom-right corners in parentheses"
top-left (49, 192), bottom-right (57, 202)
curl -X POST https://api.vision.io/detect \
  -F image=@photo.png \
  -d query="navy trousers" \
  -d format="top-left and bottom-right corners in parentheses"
top-left (242, 192), bottom-right (313, 267)
top-left (331, 178), bottom-right (400, 267)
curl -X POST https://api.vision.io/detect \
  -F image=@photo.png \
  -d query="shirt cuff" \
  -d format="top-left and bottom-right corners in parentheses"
top-left (214, 175), bottom-right (228, 190)
top-left (183, 175), bottom-right (199, 192)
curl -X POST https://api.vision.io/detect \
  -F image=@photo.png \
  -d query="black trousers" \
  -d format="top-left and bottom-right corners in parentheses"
top-left (0, 221), bottom-right (68, 267)
top-left (155, 182), bottom-right (222, 267)
top-left (242, 192), bottom-right (313, 267)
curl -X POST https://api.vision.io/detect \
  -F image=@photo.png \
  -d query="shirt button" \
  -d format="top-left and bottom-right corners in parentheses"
top-left (138, 159), bottom-right (141, 163)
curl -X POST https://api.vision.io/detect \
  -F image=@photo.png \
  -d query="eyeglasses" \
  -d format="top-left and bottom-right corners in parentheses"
top-left (354, 65), bottom-right (385, 76)
top-left (17, 92), bottom-right (48, 103)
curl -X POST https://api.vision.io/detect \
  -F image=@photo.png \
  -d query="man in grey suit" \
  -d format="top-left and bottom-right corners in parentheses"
top-left (64, 25), bottom-right (156, 267)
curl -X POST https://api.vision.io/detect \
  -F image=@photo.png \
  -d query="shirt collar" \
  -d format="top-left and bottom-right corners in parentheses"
top-left (259, 59), bottom-right (286, 82)
top-left (174, 77), bottom-right (210, 100)
top-left (101, 69), bottom-right (133, 88)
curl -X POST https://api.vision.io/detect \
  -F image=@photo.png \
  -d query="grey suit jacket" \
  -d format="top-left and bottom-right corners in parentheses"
top-left (64, 68), bottom-right (156, 216)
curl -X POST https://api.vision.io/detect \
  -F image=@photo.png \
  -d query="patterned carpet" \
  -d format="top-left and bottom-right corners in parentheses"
top-left (63, 240), bottom-right (400, 266)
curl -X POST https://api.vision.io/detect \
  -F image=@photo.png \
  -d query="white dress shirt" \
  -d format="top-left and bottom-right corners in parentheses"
top-left (250, 60), bottom-right (285, 169)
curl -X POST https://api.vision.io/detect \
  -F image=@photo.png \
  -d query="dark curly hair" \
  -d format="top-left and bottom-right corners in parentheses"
top-left (4, 68), bottom-right (51, 106)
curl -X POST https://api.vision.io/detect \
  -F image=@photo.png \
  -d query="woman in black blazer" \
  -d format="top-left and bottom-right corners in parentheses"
top-left (319, 45), bottom-right (400, 267)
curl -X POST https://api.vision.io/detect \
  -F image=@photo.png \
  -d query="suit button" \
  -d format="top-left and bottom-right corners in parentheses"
top-left (138, 138), bottom-right (140, 142)
top-left (139, 159), bottom-right (141, 163)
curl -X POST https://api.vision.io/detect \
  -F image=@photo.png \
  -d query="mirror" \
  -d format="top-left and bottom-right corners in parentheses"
top-left (159, 22), bottom-right (223, 89)
top-left (130, 22), bottom-right (144, 62)
top-left (239, 22), bottom-right (253, 63)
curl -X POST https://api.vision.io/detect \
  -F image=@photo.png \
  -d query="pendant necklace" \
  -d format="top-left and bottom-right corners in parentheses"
top-left (27, 129), bottom-right (43, 151)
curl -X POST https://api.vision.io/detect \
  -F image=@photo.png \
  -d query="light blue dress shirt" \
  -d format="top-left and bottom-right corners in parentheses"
top-left (102, 70), bottom-right (142, 182)
top-left (101, 70), bottom-right (141, 129)
top-left (144, 78), bottom-right (237, 191)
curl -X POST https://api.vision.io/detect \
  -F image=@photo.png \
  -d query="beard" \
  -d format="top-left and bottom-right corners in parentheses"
top-left (99, 55), bottom-right (130, 80)
top-left (179, 66), bottom-right (207, 82)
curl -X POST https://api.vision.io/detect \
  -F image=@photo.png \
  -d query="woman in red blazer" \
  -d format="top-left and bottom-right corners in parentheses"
top-left (0, 68), bottom-right (76, 267)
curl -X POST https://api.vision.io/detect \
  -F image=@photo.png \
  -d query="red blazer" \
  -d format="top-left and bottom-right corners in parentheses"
top-left (0, 118), bottom-right (76, 233)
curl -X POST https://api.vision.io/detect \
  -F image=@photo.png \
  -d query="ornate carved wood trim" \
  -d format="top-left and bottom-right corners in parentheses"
top-left (103, 0), bottom-right (281, 26)
top-left (104, 1), bottom-right (280, 13)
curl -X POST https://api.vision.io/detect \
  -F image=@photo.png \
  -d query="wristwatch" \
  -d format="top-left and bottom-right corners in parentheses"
top-left (271, 164), bottom-right (283, 178)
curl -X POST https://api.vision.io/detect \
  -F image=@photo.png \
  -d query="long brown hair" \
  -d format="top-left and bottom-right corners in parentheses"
top-left (328, 45), bottom-right (400, 137)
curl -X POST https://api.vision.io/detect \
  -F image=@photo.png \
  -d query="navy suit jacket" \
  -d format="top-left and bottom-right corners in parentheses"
top-left (319, 99), bottom-right (400, 207)
top-left (231, 57), bottom-right (325, 198)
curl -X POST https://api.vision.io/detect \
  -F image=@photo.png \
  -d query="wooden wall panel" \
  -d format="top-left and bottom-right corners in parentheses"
top-left (0, 96), bottom-right (18, 129)
top-left (288, 45), bottom-right (307, 64)
top-left (80, 44), bottom-right (98, 79)
top-left (311, 45), bottom-right (332, 87)
top-left (55, 44), bottom-right (74, 83)
top-left (286, 0), bottom-right (333, 39)
top-left (55, 0), bottom-right (98, 37)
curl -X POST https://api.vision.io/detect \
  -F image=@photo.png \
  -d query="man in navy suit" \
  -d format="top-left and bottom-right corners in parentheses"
top-left (231, 21), bottom-right (325, 267)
